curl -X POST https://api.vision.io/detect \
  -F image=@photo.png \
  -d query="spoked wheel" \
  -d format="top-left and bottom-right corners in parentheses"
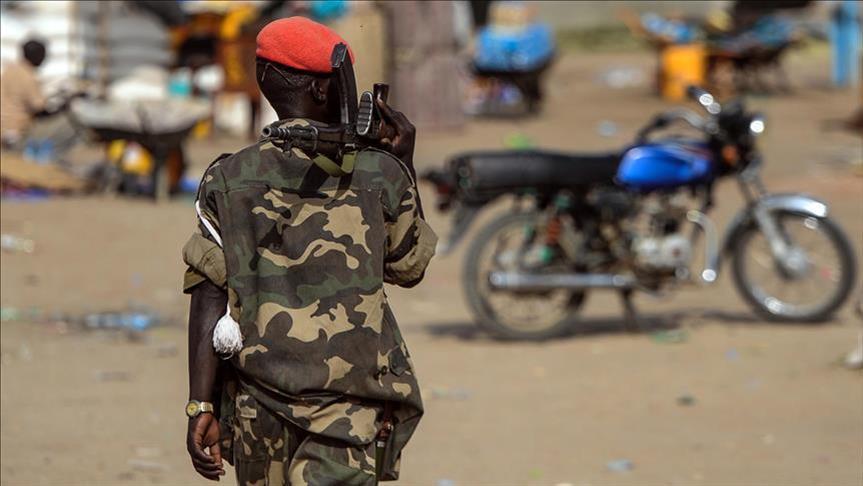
top-left (732, 211), bottom-right (857, 322)
top-left (463, 212), bottom-right (586, 340)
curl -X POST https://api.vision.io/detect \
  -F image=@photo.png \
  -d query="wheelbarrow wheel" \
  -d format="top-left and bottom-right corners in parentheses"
top-left (152, 160), bottom-right (170, 202)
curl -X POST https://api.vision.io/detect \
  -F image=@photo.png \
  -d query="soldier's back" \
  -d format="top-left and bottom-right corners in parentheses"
top-left (197, 136), bottom-right (422, 407)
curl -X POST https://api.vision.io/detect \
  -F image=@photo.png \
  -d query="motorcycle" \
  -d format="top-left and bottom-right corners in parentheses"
top-left (422, 86), bottom-right (857, 340)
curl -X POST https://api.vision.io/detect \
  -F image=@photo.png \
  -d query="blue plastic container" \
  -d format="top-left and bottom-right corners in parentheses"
top-left (617, 142), bottom-right (714, 191)
top-left (474, 23), bottom-right (555, 72)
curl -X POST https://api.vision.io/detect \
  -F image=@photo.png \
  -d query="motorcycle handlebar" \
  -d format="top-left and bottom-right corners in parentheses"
top-left (635, 108), bottom-right (707, 142)
top-left (686, 85), bottom-right (709, 102)
top-left (686, 85), bottom-right (721, 115)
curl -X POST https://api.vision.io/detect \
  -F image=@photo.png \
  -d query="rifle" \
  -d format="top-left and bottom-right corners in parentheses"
top-left (262, 43), bottom-right (389, 160)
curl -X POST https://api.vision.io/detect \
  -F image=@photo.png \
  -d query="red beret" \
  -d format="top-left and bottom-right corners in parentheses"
top-left (256, 17), bottom-right (354, 74)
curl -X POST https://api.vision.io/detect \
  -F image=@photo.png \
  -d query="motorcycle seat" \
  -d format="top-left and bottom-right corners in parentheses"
top-left (454, 150), bottom-right (620, 192)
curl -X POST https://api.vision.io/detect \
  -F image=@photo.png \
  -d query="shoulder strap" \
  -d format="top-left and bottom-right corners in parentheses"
top-left (194, 153), bottom-right (232, 248)
top-left (195, 200), bottom-right (223, 248)
top-left (363, 147), bottom-right (416, 186)
top-left (312, 152), bottom-right (356, 177)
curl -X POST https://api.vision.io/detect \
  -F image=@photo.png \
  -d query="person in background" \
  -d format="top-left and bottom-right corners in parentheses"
top-left (831, 0), bottom-right (861, 88)
top-left (0, 39), bottom-right (47, 148)
top-left (469, 0), bottom-right (494, 30)
top-left (1, 38), bottom-right (81, 161)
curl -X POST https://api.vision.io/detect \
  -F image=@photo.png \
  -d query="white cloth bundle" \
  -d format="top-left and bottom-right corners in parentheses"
top-left (195, 200), bottom-right (243, 356)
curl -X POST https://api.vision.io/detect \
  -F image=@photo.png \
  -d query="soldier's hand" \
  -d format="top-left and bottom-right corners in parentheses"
top-left (376, 99), bottom-right (416, 167)
top-left (187, 413), bottom-right (225, 481)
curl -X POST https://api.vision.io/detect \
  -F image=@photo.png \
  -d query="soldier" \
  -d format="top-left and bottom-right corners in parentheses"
top-left (182, 17), bottom-right (436, 485)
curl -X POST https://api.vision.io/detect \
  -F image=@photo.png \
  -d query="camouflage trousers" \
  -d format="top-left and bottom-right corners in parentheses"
top-left (233, 393), bottom-right (378, 486)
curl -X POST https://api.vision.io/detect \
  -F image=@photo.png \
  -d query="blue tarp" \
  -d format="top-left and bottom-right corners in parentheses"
top-left (641, 13), bottom-right (700, 44)
top-left (715, 16), bottom-right (796, 52)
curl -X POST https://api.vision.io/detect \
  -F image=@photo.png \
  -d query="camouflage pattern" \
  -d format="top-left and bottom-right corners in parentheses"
top-left (234, 391), bottom-right (376, 486)
top-left (183, 231), bottom-right (226, 291)
top-left (183, 118), bottom-right (436, 480)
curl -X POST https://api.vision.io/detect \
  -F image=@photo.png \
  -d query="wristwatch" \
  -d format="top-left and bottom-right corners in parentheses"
top-left (185, 400), bottom-right (215, 418)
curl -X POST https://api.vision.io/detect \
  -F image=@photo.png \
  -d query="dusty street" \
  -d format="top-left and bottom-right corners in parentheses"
top-left (2, 49), bottom-right (862, 486)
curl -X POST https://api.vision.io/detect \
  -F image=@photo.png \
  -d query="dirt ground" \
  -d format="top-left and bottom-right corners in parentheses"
top-left (2, 49), bottom-right (862, 486)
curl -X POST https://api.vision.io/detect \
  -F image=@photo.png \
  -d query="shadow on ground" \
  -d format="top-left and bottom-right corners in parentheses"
top-left (422, 307), bottom-right (841, 342)
top-left (422, 313), bottom-right (683, 342)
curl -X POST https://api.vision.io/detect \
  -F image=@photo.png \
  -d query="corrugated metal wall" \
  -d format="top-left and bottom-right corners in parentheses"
top-left (0, 0), bottom-right (171, 90)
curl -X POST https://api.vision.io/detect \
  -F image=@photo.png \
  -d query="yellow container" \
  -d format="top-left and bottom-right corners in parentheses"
top-left (661, 44), bottom-right (706, 101)
top-left (108, 140), bottom-right (153, 176)
top-left (193, 119), bottom-right (212, 139)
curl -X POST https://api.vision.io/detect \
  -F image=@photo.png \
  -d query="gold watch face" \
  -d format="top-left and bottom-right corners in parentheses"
top-left (185, 401), bottom-right (200, 417)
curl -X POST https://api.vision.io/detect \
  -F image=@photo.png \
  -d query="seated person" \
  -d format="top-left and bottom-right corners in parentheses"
top-left (1, 39), bottom-right (47, 148)
top-left (1, 39), bottom-right (80, 159)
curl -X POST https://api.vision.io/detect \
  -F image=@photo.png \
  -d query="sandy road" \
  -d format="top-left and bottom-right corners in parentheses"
top-left (2, 50), bottom-right (862, 485)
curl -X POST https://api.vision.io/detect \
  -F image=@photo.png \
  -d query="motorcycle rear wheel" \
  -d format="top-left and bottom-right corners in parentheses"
top-left (731, 211), bottom-right (857, 322)
top-left (463, 212), bottom-right (586, 340)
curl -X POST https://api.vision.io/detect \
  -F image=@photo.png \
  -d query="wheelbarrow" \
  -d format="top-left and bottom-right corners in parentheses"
top-left (70, 98), bottom-right (210, 201)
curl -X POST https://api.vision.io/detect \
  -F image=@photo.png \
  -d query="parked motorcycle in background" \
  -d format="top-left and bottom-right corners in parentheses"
top-left (423, 86), bottom-right (857, 340)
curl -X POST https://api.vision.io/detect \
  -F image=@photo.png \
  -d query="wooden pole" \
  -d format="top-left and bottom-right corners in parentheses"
top-left (98, 1), bottom-right (109, 98)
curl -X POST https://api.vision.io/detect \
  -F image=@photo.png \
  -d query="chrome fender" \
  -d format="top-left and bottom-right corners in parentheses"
top-left (722, 193), bottom-right (829, 256)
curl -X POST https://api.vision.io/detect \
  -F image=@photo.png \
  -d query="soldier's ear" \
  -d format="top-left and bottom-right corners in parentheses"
top-left (310, 78), bottom-right (329, 105)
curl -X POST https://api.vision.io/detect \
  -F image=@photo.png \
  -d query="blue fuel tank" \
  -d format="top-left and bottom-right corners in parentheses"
top-left (616, 141), bottom-right (714, 191)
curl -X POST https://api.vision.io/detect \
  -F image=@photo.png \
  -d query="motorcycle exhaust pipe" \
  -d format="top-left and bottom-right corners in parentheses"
top-left (488, 271), bottom-right (635, 291)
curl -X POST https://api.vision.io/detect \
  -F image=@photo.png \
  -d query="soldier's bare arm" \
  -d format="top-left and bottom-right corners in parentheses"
top-left (187, 279), bottom-right (225, 407)
top-left (186, 280), bottom-right (227, 480)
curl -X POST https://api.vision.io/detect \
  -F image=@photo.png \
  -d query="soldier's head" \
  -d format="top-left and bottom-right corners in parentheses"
top-left (22, 39), bottom-right (47, 68)
top-left (255, 17), bottom-right (354, 124)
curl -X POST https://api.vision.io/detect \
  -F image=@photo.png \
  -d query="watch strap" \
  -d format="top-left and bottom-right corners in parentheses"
top-left (186, 400), bottom-right (216, 418)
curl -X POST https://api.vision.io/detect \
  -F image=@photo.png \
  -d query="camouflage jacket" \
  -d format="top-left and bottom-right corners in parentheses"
top-left (182, 119), bottom-right (437, 479)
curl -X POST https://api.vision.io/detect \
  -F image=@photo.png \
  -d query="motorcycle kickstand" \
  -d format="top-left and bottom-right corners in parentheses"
top-left (619, 289), bottom-right (640, 333)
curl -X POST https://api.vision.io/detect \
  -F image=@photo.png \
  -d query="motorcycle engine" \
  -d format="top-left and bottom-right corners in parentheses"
top-left (631, 195), bottom-right (693, 273)
top-left (634, 234), bottom-right (692, 271)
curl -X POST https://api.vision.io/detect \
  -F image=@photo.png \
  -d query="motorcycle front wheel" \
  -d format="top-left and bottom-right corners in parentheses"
top-left (731, 210), bottom-right (857, 322)
top-left (463, 212), bottom-right (586, 340)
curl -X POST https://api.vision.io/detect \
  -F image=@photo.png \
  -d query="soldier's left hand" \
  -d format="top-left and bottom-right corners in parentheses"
top-left (187, 413), bottom-right (225, 481)
top-left (376, 98), bottom-right (416, 166)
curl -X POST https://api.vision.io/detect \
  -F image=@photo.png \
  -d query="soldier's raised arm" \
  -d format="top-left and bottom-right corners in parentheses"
top-left (373, 98), bottom-right (437, 287)
top-left (383, 166), bottom-right (437, 288)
